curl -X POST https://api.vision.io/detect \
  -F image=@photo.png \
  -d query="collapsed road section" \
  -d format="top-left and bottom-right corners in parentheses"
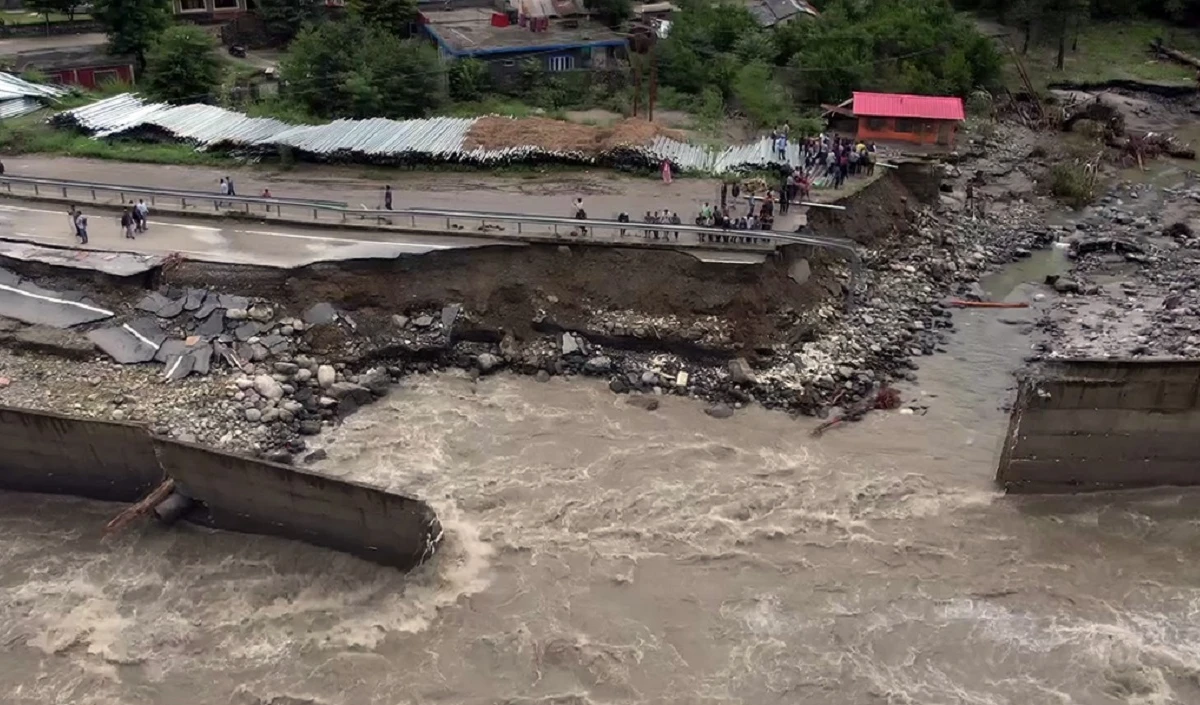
top-left (0, 164), bottom-right (1066, 462)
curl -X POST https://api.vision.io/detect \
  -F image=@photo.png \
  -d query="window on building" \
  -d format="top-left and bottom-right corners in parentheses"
top-left (177, 0), bottom-right (206, 11)
top-left (894, 119), bottom-right (917, 133)
top-left (213, 0), bottom-right (240, 9)
top-left (865, 117), bottom-right (886, 131)
top-left (93, 69), bottom-right (121, 86)
top-left (547, 54), bottom-right (575, 72)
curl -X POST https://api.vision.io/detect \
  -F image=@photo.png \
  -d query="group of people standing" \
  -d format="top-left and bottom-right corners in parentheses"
top-left (799, 134), bottom-right (878, 189)
top-left (69, 200), bottom-right (150, 244)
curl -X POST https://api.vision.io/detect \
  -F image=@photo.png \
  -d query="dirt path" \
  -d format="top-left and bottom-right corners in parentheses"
top-left (6, 155), bottom-right (731, 222)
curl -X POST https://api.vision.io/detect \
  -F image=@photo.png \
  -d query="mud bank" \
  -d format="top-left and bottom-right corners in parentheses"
top-left (0, 404), bottom-right (441, 569)
top-left (806, 161), bottom-right (941, 244)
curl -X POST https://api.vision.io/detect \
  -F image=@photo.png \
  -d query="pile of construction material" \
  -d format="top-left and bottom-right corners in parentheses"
top-left (50, 93), bottom-right (811, 175)
top-left (0, 72), bottom-right (67, 120)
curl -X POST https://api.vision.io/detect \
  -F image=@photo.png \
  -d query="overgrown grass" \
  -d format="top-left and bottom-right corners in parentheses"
top-left (1048, 161), bottom-right (1099, 209)
top-left (0, 10), bottom-right (92, 25)
top-left (0, 116), bottom-right (231, 166)
top-left (1001, 20), bottom-right (1200, 90)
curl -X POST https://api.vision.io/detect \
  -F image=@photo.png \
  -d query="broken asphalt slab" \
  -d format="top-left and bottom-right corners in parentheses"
top-left (87, 317), bottom-right (165, 364)
top-left (0, 279), bottom-right (113, 328)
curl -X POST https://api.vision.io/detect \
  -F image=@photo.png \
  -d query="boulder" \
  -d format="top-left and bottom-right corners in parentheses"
top-left (253, 374), bottom-right (284, 401)
top-left (728, 357), bottom-right (757, 385)
top-left (359, 367), bottom-right (391, 396)
top-left (704, 403), bottom-right (735, 419)
top-left (627, 396), bottom-right (660, 411)
top-left (476, 353), bottom-right (502, 373)
top-left (328, 382), bottom-right (373, 414)
top-left (561, 332), bottom-right (583, 356)
top-left (299, 420), bottom-right (322, 436)
top-left (317, 364), bottom-right (336, 388)
top-left (584, 355), bottom-right (612, 374)
top-left (273, 361), bottom-right (299, 376)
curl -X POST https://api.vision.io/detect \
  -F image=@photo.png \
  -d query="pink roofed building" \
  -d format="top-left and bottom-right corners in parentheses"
top-left (851, 91), bottom-right (965, 148)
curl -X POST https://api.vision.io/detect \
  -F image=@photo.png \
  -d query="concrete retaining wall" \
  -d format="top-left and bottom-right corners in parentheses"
top-left (0, 404), bottom-right (441, 569)
top-left (996, 359), bottom-right (1200, 493)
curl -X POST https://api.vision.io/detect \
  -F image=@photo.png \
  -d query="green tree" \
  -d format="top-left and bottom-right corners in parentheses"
top-left (584, 0), bottom-right (632, 28)
top-left (143, 25), bottom-right (221, 103)
top-left (349, 0), bottom-right (418, 37)
top-left (91, 0), bottom-right (171, 71)
top-left (253, 0), bottom-right (323, 44)
top-left (449, 58), bottom-right (490, 101)
top-left (279, 18), bottom-right (446, 119)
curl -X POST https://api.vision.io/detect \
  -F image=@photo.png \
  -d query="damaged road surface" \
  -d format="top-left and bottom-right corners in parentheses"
top-left (0, 277), bottom-right (113, 328)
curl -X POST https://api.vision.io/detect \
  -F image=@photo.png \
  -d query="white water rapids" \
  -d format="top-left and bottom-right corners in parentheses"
top-left (3, 302), bottom-right (1200, 705)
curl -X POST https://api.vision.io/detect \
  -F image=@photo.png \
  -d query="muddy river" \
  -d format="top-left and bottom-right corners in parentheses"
top-left (3, 296), bottom-right (1200, 705)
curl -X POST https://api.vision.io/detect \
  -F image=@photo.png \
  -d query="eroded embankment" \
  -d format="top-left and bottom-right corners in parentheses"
top-left (162, 243), bottom-right (838, 351)
top-left (0, 405), bottom-right (441, 569)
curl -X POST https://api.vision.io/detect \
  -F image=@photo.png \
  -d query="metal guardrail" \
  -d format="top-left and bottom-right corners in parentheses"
top-left (0, 174), bottom-right (862, 309)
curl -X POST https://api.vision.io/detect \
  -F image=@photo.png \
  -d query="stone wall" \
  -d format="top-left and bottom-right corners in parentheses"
top-left (0, 404), bottom-right (440, 569)
top-left (997, 359), bottom-right (1200, 493)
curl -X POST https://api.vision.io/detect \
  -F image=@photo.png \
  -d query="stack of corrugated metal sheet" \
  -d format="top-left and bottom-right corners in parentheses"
top-left (0, 72), bottom-right (67, 120)
top-left (53, 93), bottom-right (813, 174)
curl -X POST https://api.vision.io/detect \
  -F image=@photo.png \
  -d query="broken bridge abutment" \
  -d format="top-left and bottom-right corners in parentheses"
top-left (0, 405), bottom-right (441, 570)
top-left (997, 359), bottom-right (1200, 493)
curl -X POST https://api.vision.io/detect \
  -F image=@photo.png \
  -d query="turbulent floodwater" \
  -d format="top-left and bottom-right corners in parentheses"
top-left (4, 304), bottom-right (1200, 705)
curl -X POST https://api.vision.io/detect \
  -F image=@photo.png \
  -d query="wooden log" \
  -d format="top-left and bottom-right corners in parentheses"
top-left (104, 478), bottom-right (176, 535)
top-left (1150, 42), bottom-right (1200, 70)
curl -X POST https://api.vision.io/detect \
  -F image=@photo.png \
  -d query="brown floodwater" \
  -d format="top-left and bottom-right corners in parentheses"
top-left (3, 293), bottom-right (1200, 705)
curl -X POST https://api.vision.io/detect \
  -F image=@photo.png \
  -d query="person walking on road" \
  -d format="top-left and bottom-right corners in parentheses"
top-left (225, 176), bottom-right (236, 197)
top-left (72, 208), bottom-right (88, 245)
top-left (383, 185), bottom-right (393, 210)
top-left (134, 199), bottom-right (149, 232)
top-left (120, 207), bottom-right (136, 240)
top-left (218, 177), bottom-right (230, 207)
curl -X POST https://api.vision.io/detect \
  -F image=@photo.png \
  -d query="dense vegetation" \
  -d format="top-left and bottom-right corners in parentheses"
top-left (658, 0), bottom-right (1002, 126)
top-left (279, 18), bottom-right (445, 119)
top-left (78, 0), bottom-right (1192, 132)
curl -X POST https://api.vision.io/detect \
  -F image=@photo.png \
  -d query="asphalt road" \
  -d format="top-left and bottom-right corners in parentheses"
top-left (0, 202), bottom-right (512, 268)
top-left (0, 202), bottom-right (770, 266)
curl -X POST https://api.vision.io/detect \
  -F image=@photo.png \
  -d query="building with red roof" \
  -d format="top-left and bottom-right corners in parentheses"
top-left (851, 91), bottom-right (965, 148)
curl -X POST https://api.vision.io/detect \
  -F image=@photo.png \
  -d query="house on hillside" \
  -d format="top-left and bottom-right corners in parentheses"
top-left (8, 46), bottom-right (134, 89)
top-left (419, 1), bottom-right (627, 89)
top-left (850, 91), bottom-right (965, 148)
top-left (744, 0), bottom-right (817, 28)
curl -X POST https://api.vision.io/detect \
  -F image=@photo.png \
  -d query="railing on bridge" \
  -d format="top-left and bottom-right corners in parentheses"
top-left (0, 174), bottom-right (862, 309)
